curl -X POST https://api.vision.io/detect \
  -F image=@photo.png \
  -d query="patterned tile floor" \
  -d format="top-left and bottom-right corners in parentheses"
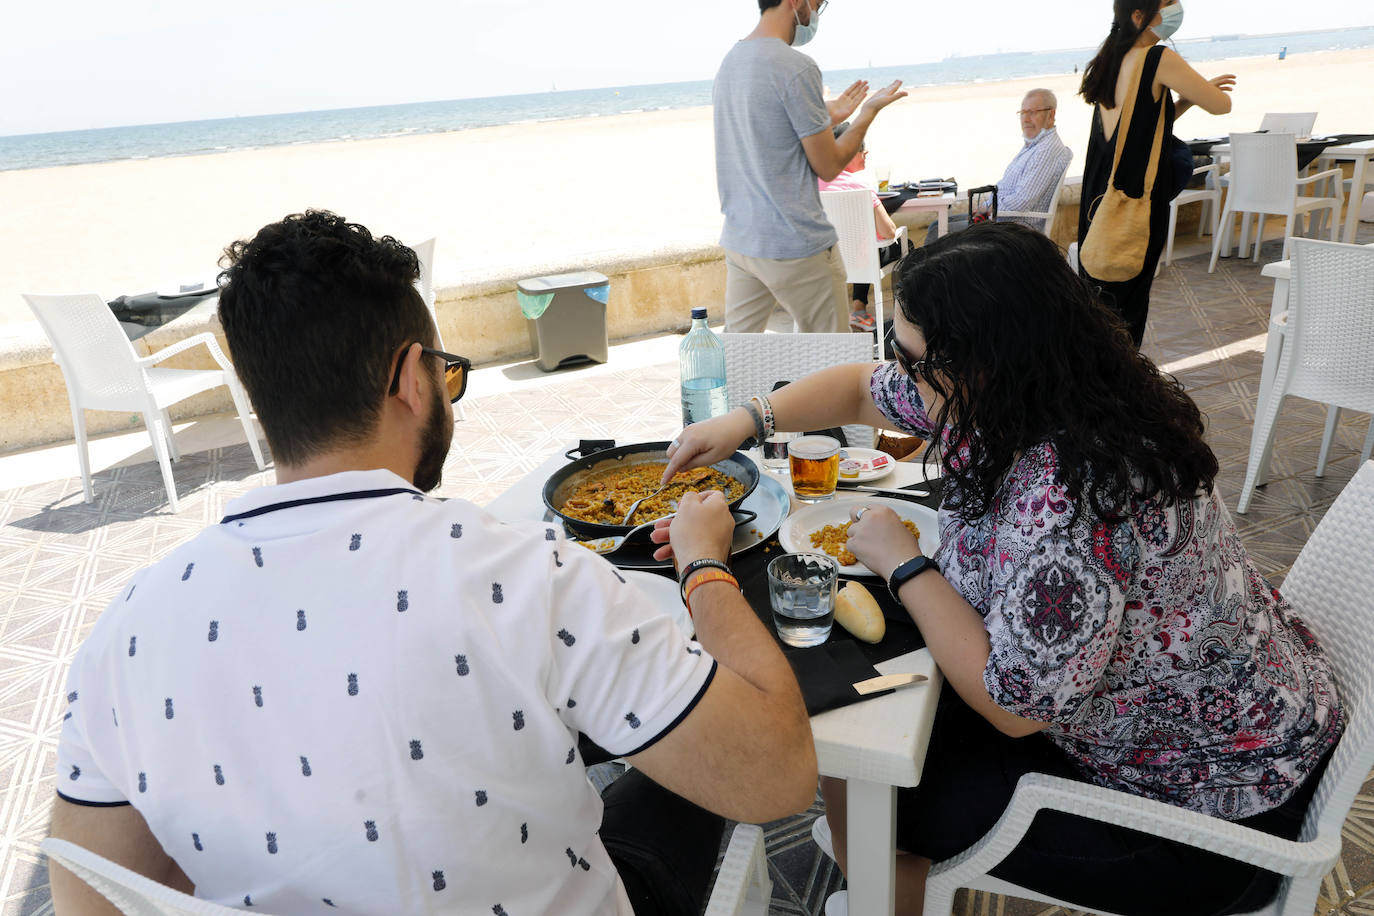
top-left (2, 230), bottom-right (1373, 915)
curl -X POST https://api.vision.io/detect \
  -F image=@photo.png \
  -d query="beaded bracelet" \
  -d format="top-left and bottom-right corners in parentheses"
top-left (678, 557), bottom-right (734, 604)
top-left (683, 569), bottom-right (741, 618)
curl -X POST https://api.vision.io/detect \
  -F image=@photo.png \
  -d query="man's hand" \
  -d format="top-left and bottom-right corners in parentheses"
top-left (859, 80), bottom-right (908, 119)
top-left (843, 503), bottom-right (921, 580)
top-left (827, 80), bottom-right (868, 126)
top-left (650, 490), bottom-right (734, 564)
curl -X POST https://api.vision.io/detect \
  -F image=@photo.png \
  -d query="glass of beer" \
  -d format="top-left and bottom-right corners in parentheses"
top-left (789, 435), bottom-right (840, 502)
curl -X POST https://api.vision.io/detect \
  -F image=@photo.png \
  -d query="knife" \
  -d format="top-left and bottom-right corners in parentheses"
top-left (852, 673), bottom-right (928, 695)
top-left (850, 485), bottom-right (931, 500)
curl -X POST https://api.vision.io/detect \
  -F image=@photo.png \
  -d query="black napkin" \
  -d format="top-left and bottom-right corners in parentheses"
top-left (785, 639), bottom-right (893, 715)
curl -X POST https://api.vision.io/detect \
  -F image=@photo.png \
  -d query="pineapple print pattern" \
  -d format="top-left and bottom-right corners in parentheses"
top-left (409, 739), bottom-right (424, 760)
top-left (631, 628), bottom-right (640, 645)
top-left (214, 764), bottom-right (225, 786)
top-left (192, 833), bottom-right (203, 851)
top-left (164, 698), bottom-right (174, 719)
top-left (300, 756), bottom-right (312, 777)
top-left (252, 547), bottom-right (263, 567)
top-left (557, 629), bottom-right (576, 647)
top-left (138, 772), bottom-right (147, 793)
top-left (493, 906), bottom-right (508, 916)
top-left (266, 832), bottom-right (278, 854)
top-left (432, 871), bottom-right (446, 892)
top-left (396, 590), bottom-right (409, 613)
top-left (625, 712), bottom-right (641, 729)
top-left (349, 534), bottom-right (361, 551)
top-left (296, 610), bottom-right (306, 631)
top-left (454, 655), bottom-right (470, 676)
top-left (69, 766), bottom-right (80, 781)
top-left (520, 823), bottom-right (528, 844)
top-left (208, 620), bottom-right (219, 642)
top-left (347, 674), bottom-right (359, 696)
top-left (512, 710), bottom-right (524, 731)
top-left (475, 790), bottom-right (488, 807)
top-left (365, 821), bottom-right (379, 842)
top-left (128, 636), bottom-right (137, 656)
top-left (566, 747), bottom-right (576, 764)
top-left (491, 583), bottom-right (503, 604)
top-left (451, 523), bottom-right (463, 539)
top-left (553, 550), bottom-right (563, 568)
top-left (182, 563), bottom-right (194, 581)
top-left (253, 686), bottom-right (264, 708)
top-left (544, 528), bottom-right (556, 541)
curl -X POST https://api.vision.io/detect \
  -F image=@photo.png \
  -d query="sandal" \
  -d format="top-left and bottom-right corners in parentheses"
top-left (849, 310), bottom-right (876, 332)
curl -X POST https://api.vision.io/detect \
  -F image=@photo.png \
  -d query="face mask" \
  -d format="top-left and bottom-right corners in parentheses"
top-left (1152, 2), bottom-right (1184, 41)
top-left (792, 2), bottom-right (821, 46)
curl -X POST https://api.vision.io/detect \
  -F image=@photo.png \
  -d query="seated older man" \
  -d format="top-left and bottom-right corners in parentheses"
top-left (927, 88), bottom-right (1073, 242)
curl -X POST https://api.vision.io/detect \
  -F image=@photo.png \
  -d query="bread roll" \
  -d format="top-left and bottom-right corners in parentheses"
top-left (835, 582), bottom-right (885, 643)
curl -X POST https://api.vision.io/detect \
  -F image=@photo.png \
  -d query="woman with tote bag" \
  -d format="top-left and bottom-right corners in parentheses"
top-left (1077, 0), bottom-right (1234, 347)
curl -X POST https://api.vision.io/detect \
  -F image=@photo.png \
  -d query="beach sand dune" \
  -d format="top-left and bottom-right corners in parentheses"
top-left (2, 47), bottom-right (1370, 327)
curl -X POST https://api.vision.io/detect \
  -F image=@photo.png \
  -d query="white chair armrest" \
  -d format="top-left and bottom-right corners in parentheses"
top-left (1192, 163), bottom-right (1220, 177)
top-left (1295, 168), bottom-right (1344, 187)
top-left (137, 332), bottom-right (233, 371)
top-left (927, 772), bottom-right (1340, 893)
top-left (996, 210), bottom-right (1048, 220)
top-left (704, 824), bottom-right (771, 916)
top-left (894, 224), bottom-right (910, 256)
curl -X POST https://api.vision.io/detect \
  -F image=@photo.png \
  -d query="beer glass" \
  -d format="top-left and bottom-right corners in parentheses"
top-left (789, 435), bottom-right (840, 502)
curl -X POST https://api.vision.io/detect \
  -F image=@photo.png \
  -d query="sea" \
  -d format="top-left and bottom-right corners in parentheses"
top-left (3, 26), bottom-right (1371, 173)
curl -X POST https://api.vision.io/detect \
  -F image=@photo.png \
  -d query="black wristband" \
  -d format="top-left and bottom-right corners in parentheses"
top-left (887, 554), bottom-right (939, 605)
top-left (678, 558), bottom-right (733, 603)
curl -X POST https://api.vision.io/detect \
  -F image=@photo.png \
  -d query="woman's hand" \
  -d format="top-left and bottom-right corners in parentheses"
top-left (843, 504), bottom-right (922, 581)
top-left (1208, 73), bottom-right (1237, 94)
top-left (649, 490), bottom-right (734, 564)
top-left (660, 409), bottom-right (755, 487)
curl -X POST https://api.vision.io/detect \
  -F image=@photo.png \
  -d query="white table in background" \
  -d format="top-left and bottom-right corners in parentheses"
top-left (485, 447), bottom-right (944, 916)
top-left (1315, 140), bottom-right (1374, 243)
top-left (896, 192), bottom-right (957, 238)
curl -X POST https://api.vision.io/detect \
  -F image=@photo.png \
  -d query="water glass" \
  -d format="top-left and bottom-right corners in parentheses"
top-left (760, 430), bottom-right (799, 473)
top-left (789, 434), bottom-right (840, 502)
top-left (767, 553), bottom-right (837, 647)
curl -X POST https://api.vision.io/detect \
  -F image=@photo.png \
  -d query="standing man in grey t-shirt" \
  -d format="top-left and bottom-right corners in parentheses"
top-left (714, 0), bottom-right (906, 333)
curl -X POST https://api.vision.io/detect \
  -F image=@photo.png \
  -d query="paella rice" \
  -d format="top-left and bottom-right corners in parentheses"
top-left (560, 463), bottom-right (737, 524)
top-left (809, 519), bottom-right (920, 566)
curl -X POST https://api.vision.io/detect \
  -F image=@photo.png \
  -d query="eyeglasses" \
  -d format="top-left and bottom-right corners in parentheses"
top-left (1016, 107), bottom-right (1053, 117)
top-left (390, 344), bottom-right (472, 403)
top-left (814, 0), bottom-right (829, 13)
top-left (888, 333), bottom-right (945, 381)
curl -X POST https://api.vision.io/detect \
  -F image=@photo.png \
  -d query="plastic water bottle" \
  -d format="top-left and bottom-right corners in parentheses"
top-left (680, 307), bottom-right (728, 426)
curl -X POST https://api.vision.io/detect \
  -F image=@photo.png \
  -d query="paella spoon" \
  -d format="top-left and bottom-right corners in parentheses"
top-left (578, 516), bottom-right (672, 556)
top-left (620, 484), bottom-right (673, 525)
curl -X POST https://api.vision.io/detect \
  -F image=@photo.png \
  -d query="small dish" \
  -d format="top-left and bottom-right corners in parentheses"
top-left (779, 497), bottom-right (940, 577)
top-left (835, 447), bottom-right (896, 485)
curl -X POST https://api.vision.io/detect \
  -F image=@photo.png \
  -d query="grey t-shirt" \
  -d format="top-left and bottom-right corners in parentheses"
top-left (714, 38), bottom-right (837, 260)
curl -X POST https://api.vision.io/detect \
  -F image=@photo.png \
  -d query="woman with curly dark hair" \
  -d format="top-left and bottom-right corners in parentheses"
top-left (661, 221), bottom-right (1342, 915)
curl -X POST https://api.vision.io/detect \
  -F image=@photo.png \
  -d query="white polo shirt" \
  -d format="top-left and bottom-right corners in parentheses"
top-left (56, 470), bottom-right (716, 915)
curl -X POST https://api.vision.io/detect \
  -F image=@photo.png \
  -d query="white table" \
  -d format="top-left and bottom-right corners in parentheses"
top-left (896, 192), bottom-right (957, 238)
top-left (1316, 140), bottom-right (1374, 243)
top-left (485, 448), bottom-right (945, 916)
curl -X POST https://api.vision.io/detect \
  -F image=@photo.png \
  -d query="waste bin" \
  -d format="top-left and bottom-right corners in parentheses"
top-left (516, 271), bottom-right (610, 372)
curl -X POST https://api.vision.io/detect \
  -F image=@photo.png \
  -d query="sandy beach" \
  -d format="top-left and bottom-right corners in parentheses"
top-left (2, 46), bottom-right (1371, 328)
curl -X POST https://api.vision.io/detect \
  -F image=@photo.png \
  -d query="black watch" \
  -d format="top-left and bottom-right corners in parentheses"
top-left (887, 554), bottom-right (939, 604)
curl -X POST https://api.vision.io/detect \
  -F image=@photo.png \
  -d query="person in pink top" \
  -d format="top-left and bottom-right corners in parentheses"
top-left (818, 122), bottom-right (899, 332)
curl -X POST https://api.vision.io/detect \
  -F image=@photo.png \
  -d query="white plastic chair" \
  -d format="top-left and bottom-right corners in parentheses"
top-left (1237, 240), bottom-right (1374, 514)
top-left (46, 824), bottom-right (772, 916)
top-left (1162, 163), bottom-right (1222, 268)
top-left (925, 457), bottom-right (1374, 916)
top-left (723, 332), bottom-right (877, 449)
top-left (821, 189), bottom-right (910, 349)
top-left (1209, 133), bottom-right (1343, 271)
top-left (997, 152), bottom-right (1074, 241)
top-left (411, 237), bottom-right (465, 420)
top-left (22, 293), bottom-right (265, 513)
top-left (1259, 112), bottom-right (1318, 138)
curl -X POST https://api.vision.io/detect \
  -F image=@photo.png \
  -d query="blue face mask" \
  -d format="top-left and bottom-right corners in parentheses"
top-left (1152, 2), bottom-right (1184, 41)
top-left (792, 2), bottom-right (821, 46)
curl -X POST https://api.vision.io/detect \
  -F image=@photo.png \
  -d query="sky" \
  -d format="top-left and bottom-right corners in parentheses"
top-left (4, 0), bottom-right (1371, 137)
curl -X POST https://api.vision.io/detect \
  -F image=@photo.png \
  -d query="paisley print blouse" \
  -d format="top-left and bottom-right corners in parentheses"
top-left (870, 362), bottom-right (1343, 818)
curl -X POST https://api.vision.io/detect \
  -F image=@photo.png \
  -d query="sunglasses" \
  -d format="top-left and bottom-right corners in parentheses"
top-left (888, 333), bottom-right (945, 381)
top-left (390, 344), bottom-right (471, 403)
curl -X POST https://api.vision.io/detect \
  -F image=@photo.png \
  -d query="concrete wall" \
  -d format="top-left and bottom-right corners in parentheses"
top-left (0, 248), bottom-right (730, 453)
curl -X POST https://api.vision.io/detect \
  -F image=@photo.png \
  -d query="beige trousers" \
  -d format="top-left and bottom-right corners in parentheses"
top-left (722, 246), bottom-right (848, 333)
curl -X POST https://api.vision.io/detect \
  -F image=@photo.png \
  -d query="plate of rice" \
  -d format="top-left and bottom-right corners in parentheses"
top-left (779, 497), bottom-right (940, 577)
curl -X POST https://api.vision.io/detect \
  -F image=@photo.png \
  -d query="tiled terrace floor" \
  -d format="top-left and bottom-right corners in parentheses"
top-left (2, 230), bottom-right (1373, 915)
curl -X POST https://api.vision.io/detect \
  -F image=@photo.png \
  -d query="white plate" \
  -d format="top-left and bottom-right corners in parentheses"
top-left (620, 570), bottom-right (693, 639)
top-left (835, 447), bottom-right (897, 485)
top-left (779, 497), bottom-right (940, 577)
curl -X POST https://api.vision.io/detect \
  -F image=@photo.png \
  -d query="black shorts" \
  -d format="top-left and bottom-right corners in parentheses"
top-left (894, 687), bottom-right (1324, 916)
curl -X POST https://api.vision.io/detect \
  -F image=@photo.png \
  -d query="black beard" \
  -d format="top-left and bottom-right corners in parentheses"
top-left (413, 387), bottom-right (453, 492)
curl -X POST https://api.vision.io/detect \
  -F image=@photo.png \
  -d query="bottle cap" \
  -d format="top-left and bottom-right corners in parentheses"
top-left (690, 307), bottom-right (708, 319)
